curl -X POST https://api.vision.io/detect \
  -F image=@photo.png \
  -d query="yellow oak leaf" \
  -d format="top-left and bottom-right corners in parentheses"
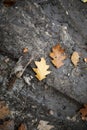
top-left (82, 0), bottom-right (87, 2)
top-left (37, 120), bottom-right (54, 130)
top-left (33, 58), bottom-right (51, 81)
top-left (71, 51), bottom-right (80, 66)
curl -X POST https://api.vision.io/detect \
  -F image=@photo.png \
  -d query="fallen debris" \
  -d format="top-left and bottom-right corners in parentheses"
top-left (0, 101), bottom-right (10, 119)
top-left (22, 48), bottom-right (29, 54)
top-left (71, 52), bottom-right (80, 67)
top-left (7, 54), bottom-right (34, 90)
top-left (37, 120), bottom-right (54, 130)
top-left (81, 0), bottom-right (87, 2)
top-left (18, 123), bottom-right (27, 130)
top-left (0, 120), bottom-right (14, 130)
top-left (3, 0), bottom-right (16, 7)
top-left (33, 57), bottom-right (51, 81)
top-left (79, 104), bottom-right (87, 120)
top-left (50, 44), bottom-right (67, 68)
top-left (11, 55), bottom-right (33, 78)
top-left (84, 58), bottom-right (87, 63)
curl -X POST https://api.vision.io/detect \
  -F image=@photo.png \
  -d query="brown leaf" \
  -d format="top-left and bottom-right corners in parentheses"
top-left (84, 58), bottom-right (87, 63)
top-left (23, 48), bottom-right (28, 53)
top-left (71, 51), bottom-right (80, 66)
top-left (0, 120), bottom-right (14, 130)
top-left (33, 58), bottom-right (51, 81)
top-left (49, 44), bottom-right (67, 68)
top-left (80, 104), bottom-right (87, 120)
top-left (18, 123), bottom-right (27, 130)
top-left (3, 0), bottom-right (16, 7)
top-left (0, 101), bottom-right (10, 119)
top-left (37, 120), bottom-right (54, 130)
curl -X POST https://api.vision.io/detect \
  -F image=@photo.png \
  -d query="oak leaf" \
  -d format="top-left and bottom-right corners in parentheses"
top-left (80, 104), bottom-right (87, 120)
top-left (50, 44), bottom-right (67, 68)
top-left (37, 120), bottom-right (54, 130)
top-left (33, 58), bottom-right (51, 81)
top-left (0, 101), bottom-right (10, 119)
top-left (18, 123), bottom-right (27, 130)
top-left (71, 51), bottom-right (80, 66)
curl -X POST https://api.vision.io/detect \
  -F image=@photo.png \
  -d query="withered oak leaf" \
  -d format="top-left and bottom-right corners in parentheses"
top-left (50, 44), bottom-right (67, 68)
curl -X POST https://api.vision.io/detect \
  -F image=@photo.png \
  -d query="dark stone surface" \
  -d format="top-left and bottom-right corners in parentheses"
top-left (0, 0), bottom-right (87, 129)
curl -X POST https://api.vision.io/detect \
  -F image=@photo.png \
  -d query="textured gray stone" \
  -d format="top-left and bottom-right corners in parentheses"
top-left (0, 0), bottom-right (87, 129)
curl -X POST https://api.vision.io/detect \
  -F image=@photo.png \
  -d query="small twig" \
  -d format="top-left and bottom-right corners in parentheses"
top-left (7, 54), bottom-right (35, 90)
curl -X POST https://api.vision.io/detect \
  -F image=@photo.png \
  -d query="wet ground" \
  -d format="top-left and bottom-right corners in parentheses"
top-left (0, 0), bottom-right (87, 129)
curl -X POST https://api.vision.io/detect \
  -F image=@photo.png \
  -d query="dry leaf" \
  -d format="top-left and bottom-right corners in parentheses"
top-left (0, 120), bottom-right (14, 130)
top-left (3, 0), bottom-right (16, 7)
top-left (82, 0), bottom-right (87, 2)
top-left (50, 44), bottom-right (67, 68)
top-left (0, 101), bottom-right (10, 119)
top-left (23, 48), bottom-right (28, 53)
top-left (71, 51), bottom-right (80, 66)
top-left (33, 58), bottom-right (51, 81)
top-left (18, 123), bottom-right (27, 130)
top-left (80, 104), bottom-right (87, 120)
top-left (37, 120), bottom-right (54, 130)
top-left (84, 58), bottom-right (87, 63)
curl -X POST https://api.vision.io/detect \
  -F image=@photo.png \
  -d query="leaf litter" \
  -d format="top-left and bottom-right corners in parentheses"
top-left (18, 123), bottom-right (27, 130)
top-left (84, 58), bottom-right (87, 63)
top-left (37, 120), bottom-right (54, 130)
top-left (79, 104), bottom-right (87, 120)
top-left (33, 57), bottom-right (51, 81)
top-left (50, 44), bottom-right (67, 68)
top-left (2, 42), bottom-right (86, 130)
top-left (22, 48), bottom-right (29, 53)
top-left (0, 120), bottom-right (14, 130)
top-left (0, 101), bottom-right (14, 130)
top-left (71, 51), bottom-right (80, 66)
top-left (0, 101), bottom-right (10, 119)
top-left (3, 0), bottom-right (16, 7)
